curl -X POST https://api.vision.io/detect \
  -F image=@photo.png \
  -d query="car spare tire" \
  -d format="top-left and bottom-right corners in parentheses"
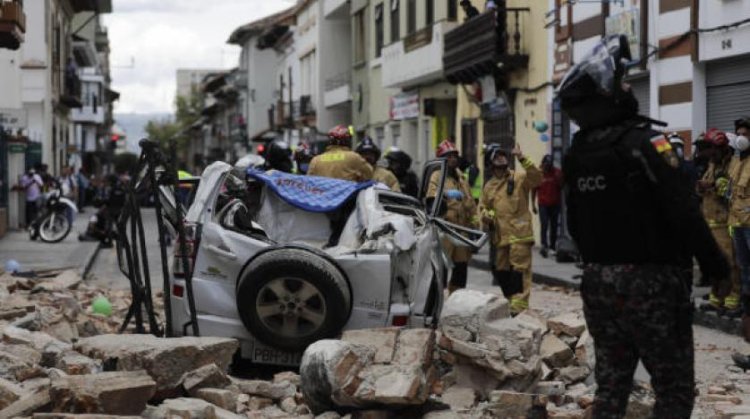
top-left (237, 248), bottom-right (352, 352)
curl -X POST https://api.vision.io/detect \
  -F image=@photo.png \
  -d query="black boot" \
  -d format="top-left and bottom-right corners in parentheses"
top-left (732, 352), bottom-right (750, 371)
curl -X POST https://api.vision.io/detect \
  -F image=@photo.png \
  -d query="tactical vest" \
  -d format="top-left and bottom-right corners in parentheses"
top-left (564, 121), bottom-right (688, 265)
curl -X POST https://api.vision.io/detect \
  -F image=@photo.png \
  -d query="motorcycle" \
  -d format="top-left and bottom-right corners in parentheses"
top-left (29, 181), bottom-right (78, 243)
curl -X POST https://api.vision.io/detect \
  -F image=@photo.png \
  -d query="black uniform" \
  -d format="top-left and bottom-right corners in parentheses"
top-left (563, 119), bottom-right (728, 418)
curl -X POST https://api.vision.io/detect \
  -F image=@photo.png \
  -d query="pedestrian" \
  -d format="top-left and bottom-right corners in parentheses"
top-left (695, 129), bottom-right (741, 317)
top-left (531, 154), bottom-right (562, 258)
top-left (460, 0), bottom-right (480, 20)
top-left (19, 167), bottom-right (43, 226)
top-left (728, 116), bottom-right (750, 344)
top-left (356, 137), bottom-right (401, 192)
top-left (480, 143), bottom-right (542, 314)
top-left (59, 166), bottom-right (78, 225)
top-left (77, 168), bottom-right (90, 212)
top-left (427, 139), bottom-right (478, 294)
top-left (559, 35), bottom-right (728, 418)
top-left (385, 148), bottom-right (420, 198)
top-left (308, 124), bottom-right (373, 247)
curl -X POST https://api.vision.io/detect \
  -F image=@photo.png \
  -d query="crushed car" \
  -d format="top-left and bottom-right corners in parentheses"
top-left (159, 160), bottom-right (486, 366)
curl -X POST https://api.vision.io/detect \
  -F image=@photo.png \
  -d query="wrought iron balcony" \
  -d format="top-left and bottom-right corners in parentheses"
top-left (0, 1), bottom-right (26, 50)
top-left (443, 7), bottom-right (530, 85)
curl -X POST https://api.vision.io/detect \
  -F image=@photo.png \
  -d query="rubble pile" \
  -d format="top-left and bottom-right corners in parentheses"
top-left (0, 269), bottom-right (142, 342)
top-left (0, 270), bottom-right (662, 418)
top-left (701, 369), bottom-right (750, 418)
top-left (299, 290), bottom-right (656, 418)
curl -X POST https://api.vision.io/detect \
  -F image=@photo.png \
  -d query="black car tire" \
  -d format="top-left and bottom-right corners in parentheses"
top-left (236, 248), bottom-right (352, 352)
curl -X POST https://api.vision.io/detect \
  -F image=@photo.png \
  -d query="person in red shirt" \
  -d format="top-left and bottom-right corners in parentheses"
top-left (532, 155), bottom-right (563, 258)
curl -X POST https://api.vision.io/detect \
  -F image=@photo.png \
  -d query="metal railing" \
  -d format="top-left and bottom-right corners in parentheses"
top-left (325, 72), bottom-right (351, 92)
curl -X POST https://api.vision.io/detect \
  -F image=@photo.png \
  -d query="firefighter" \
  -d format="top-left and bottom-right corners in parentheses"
top-left (697, 128), bottom-right (742, 317)
top-left (480, 143), bottom-right (542, 314)
top-left (729, 117), bottom-right (750, 343)
top-left (308, 125), bottom-right (373, 182)
top-left (356, 137), bottom-right (401, 192)
top-left (426, 140), bottom-right (478, 293)
top-left (293, 142), bottom-right (314, 175)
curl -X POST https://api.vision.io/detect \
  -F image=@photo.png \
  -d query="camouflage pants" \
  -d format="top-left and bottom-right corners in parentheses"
top-left (581, 264), bottom-right (695, 419)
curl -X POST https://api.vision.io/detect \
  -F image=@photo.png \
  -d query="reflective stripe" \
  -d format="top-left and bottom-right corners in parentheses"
top-left (320, 153), bottom-right (346, 162)
top-left (709, 293), bottom-right (722, 306)
top-left (520, 157), bottom-right (534, 169)
top-left (707, 220), bottom-right (727, 228)
top-left (510, 297), bottom-right (529, 312)
top-left (509, 235), bottom-right (534, 244)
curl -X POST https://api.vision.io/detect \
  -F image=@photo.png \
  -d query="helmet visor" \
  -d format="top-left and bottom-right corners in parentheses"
top-left (558, 34), bottom-right (631, 97)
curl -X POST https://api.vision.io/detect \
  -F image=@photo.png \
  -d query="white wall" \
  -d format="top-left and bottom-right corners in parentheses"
top-left (317, 1), bottom-right (352, 131)
top-left (0, 49), bottom-right (23, 110)
top-left (245, 40), bottom-right (279, 137)
top-left (699, 0), bottom-right (750, 61)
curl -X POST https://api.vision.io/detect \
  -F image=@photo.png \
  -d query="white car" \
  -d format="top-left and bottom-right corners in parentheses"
top-left (164, 160), bottom-right (486, 366)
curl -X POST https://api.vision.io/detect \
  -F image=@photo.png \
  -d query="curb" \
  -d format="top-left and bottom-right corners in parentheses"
top-left (79, 243), bottom-right (101, 279)
top-left (469, 257), bottom-right (582, 290)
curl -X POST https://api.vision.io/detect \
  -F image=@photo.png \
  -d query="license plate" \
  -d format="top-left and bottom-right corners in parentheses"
top-left (251, 341), bottom-right (303, 366)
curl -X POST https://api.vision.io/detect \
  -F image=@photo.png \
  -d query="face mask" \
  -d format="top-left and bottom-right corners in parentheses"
top-left (737, 135), bottom-right (750, 152)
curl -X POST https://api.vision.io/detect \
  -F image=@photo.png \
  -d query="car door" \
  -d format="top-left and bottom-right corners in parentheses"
top-left (187, 165), bottom-right (269, 320)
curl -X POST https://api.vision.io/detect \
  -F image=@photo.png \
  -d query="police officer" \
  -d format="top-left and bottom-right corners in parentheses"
top-left (481, 143), bottom-right (542, 314)
top-left (385, 148), bottom-right (420, 198)
top-left (356, 137), bottom-right (401, 192)
top-left (427, 140), bottom-right (478, 293)
top-left (696, 129), bottom-right (741, 317)
top-left (559, 35), bottom-right (728, 418)
top-left (308, 125), bottom-right (373, 182)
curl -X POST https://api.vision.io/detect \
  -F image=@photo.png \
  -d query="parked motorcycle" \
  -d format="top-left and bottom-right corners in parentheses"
top-left (29, 181), bottom-right (78, 243)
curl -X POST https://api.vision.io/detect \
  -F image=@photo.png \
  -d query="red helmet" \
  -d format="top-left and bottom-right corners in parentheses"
top-left (327, 124), bottom-right (352, 146)
top-left (436, 140), bottom-right (459, 158)
top-left (704, 128), bottom-right (729, 148)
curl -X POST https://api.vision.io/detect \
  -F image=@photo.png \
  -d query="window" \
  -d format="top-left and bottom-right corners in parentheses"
top-left (407, 0), bottom-right (416, 34)
top-left (354, 10), bottom-right (365, 63)
top-left (426, 0), bottom-right (434, 25)
top-left (448, 0), bottom-right (457, 21)
top-left (390, 0), bottom-right (400, 43)
top-left (375, 4), bottom-right (384, 58)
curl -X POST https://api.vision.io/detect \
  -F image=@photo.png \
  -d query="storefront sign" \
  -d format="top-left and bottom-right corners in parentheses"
top-left (605, 8), bottom-right (641, 62)
top-left (390, 91), bottom-right (419, 121)
top-left (0, 109), bottom-right (27, 131)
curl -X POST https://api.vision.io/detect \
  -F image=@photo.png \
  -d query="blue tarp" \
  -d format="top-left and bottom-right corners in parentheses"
top-left (247, 169), bottom-right (375, 213)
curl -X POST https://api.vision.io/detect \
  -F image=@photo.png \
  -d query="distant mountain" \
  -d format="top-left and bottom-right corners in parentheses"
top-left (115, 112), bottom-right (172, 153)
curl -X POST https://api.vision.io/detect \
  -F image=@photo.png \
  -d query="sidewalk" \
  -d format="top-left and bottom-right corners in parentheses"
top-left (0, 211), bottom-right (99, 277)
top-left (469, 244), bottom-right (743, 337)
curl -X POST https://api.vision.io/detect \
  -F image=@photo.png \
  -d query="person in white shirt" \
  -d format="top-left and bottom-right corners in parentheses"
top-left (19, 168), bottom-right (43, 226)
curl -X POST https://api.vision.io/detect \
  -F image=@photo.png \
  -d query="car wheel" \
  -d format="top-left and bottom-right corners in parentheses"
top-left (236, 248), bottom-right (352, 352)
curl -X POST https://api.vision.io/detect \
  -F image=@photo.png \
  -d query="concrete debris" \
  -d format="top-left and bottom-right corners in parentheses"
top-left (74, 334), bottom-right (238, 398)
top-left (49, 370), bottom-right (156, 415)
top-left (0, 274), bottom-right (681, 419)
top-left (547, 313), bottom-right (587, 338)
top-left (142, 397), bottom-right (245, 419)
top-left (181, 363), bottom-right (231, 396)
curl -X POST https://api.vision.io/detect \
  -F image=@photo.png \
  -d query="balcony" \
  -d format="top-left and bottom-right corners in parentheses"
top-left (0, 1), bottom-right (26, 50)
top-left (70, 0), bottom-right (113, 13)
top-left (324, 0), bottom-right (348, 19)
top-left (71, 101), bottom-right (105, 124)
top-left (382, 21), bottom-right (458, 89)
top-left (324, 72), bottom-right (351, 108)
top-left (60, 72), bottom-right (83, 109)
top-left (443, 8), bottom-right (530, 85)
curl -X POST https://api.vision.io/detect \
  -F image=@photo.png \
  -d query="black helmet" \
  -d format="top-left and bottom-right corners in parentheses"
top-left (557, 34), bottom-right (638, 129)
top-left (264, 140), bottom-right (293, 173)
top-left (356, 137), bottom-right (381, 160)
top-left (735, 117), bottom-right (750, 132)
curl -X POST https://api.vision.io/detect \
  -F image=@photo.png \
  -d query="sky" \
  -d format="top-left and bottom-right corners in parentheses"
top-left (103, 0), bottom-right (296, 114)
